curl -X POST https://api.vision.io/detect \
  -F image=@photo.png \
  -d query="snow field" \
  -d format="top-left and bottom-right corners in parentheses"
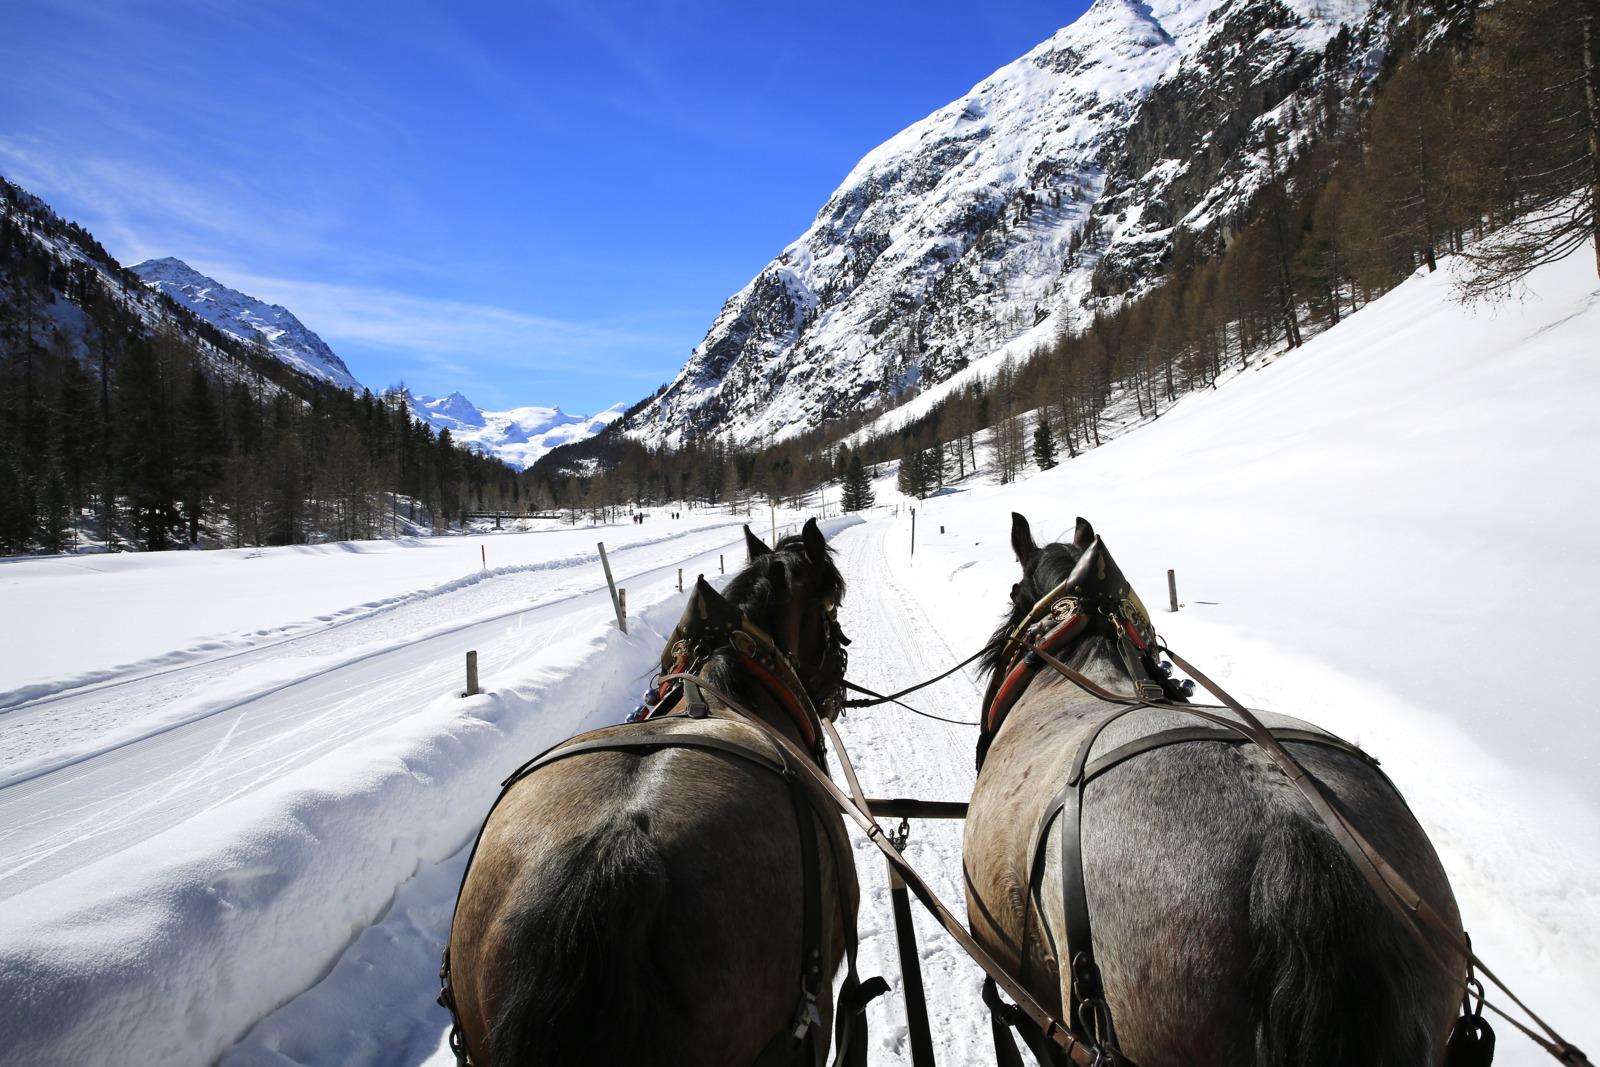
top-left (0, 510), bottom-right (749, 707)
top-left (841, 243), bottom-right (1600, 1063)
top-left (0, 511), bottom-right (836, 1065)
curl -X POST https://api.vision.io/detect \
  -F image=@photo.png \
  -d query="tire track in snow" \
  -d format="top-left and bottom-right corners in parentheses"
top-left (830, 518), bottom-right (992, 1066)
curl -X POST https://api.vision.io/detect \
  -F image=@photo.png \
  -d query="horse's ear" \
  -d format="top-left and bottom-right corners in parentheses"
top-left (801, 517), bottom-right (827, 565)
top-left (1010, 512), bottom-right (1039, 569)
top-left (1073, 516), bottom-right (1096, 550)
top-left (743, 525), bottom-right (772, 560)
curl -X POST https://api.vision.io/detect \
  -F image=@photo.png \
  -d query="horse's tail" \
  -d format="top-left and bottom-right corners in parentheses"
top-left (487, 811), bottom-right (667, 1065)
top-left (1248, 815), bottom-right (1437, 1067)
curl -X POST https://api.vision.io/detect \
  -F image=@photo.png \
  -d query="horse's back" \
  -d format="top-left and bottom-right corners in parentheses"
top-left (451, 721), bottom-right (851, 1066)
top-left (967, 695), bottom-right (1463, 1066)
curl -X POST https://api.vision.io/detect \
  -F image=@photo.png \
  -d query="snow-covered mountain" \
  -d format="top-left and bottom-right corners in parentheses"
top-left (131, 257), bottom-right (362, 392)
top-left (405, 391), bottom-right (629, 470)
top-left (126, 256), bottom-right (622, 469)
top-left (622, 0), bottom-right (1384, 447)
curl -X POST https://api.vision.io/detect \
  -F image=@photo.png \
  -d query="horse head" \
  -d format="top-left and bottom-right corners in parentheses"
top-left (733, 517), bottom-right (849, 719)
top-left (981, 511), bottom-right (1100, 678)
top-left (669, 517), bottom-right (849, 728)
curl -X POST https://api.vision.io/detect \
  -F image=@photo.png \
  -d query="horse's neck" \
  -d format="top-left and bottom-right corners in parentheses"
top-left (1058, 633), bottom-right (1138, 702)
top-left (704, 652), bottom-right (815, 751)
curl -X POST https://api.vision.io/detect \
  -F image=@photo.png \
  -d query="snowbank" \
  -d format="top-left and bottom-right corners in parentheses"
top-left (1, 553), bottom-right (732, 1063)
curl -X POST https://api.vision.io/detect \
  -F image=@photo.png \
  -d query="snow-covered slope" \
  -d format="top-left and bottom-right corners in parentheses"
top-left (622, 0), bottom-right (1383, 447)
top-left (132, 257), bottom-right (362, 391)
top-left (406, 392), bottom-right (628, 470)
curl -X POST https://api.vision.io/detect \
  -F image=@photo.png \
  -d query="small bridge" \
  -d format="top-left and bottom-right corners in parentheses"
top-left (466, 512), bottom-right (562, 529)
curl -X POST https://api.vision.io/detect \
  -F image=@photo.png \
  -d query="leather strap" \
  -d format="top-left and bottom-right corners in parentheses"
top-left (689, 685), bottom-right (1092, 1065)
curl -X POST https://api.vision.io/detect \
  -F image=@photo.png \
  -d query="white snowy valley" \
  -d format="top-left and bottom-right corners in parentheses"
top-left (2, 243), bottom-right (1597, 1065)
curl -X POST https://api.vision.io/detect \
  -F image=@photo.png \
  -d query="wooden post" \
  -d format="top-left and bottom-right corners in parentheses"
top-left (677, 568), bottom-right (683, 593)
top-left (464, 650), bottom-right (479, 697)
top-left (598, 542), bottom-right (627, 633)
top-left (770, 503), bottom-right (776, 546)
top-left (480, 544), bottom-right (486, 570)
top-left (719, 554), bottom-right (724, 574)
top-left (910, 507), bottom-right (916, 562)
top-left (1167, 569), bottom-right (1179, 613)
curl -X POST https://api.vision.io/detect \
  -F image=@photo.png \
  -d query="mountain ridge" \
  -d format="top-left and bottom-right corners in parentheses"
top-left (128, 256), bottom-right (622, 470)
top-left (615, 0), bottom-right (1382, 449)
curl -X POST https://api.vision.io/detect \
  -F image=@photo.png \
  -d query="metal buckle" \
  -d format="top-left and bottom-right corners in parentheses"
top-left (791, 989), bottom-right (822, 1044)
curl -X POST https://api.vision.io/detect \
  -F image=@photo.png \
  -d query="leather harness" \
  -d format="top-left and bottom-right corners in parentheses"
top-left (437, 581), bottom-right (881, 1067)
top-left (978, 540), bottom-right (1406, 1066)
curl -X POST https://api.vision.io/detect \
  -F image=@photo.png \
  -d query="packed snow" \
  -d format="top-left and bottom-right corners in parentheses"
top-left (2, 241), bottom-right (1597, 1065)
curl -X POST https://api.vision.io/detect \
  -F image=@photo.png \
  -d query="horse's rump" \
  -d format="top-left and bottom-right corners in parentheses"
top-left (449, 720), bottom-right (853, 1067)
top-left (969, 690), bottom-right (1464, 1066)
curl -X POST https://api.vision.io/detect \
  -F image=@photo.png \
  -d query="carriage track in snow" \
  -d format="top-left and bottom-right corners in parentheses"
top-left (830, 518), bottom-right (992, 1065)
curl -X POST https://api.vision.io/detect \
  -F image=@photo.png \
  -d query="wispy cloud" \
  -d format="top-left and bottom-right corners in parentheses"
top-left (200, 264), bottom-right (679, 376)
top-left (0, 135), bottom-right (340, 267)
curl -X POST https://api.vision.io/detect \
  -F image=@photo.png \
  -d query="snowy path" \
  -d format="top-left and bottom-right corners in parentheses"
top-left (829, 519), bottom-right (991, 1065)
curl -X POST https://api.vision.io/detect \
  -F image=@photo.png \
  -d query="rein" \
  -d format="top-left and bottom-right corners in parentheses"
top-left (659, 669), bottom-right (1104, 1067)
top-left (842, 642), bottom-right (994, 709)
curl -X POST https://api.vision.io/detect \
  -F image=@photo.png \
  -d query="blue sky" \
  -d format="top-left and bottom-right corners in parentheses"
top-left (3, 1), bottom-right (1089, 414)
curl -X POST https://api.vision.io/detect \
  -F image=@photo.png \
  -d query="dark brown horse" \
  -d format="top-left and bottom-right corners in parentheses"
top-left (443, 519), bottom-right (869, 1066)
top-left (964, 513), bottom-right (1465, 1066)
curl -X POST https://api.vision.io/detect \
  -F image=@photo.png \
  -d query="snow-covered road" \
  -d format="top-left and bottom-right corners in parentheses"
top-left (831, 518), bottom-right (989, 1065)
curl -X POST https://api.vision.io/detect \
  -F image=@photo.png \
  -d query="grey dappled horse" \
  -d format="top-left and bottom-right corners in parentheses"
top-left (964, 513), bottom-right (1464, 1066)
top-left (445, 520), bottom-right (859, 1066)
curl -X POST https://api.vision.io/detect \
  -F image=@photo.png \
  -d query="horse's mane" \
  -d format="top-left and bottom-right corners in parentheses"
top-left (706, 531), bottom-right (845, 697)
top-left (979, 541), bottom-right (1084, 678)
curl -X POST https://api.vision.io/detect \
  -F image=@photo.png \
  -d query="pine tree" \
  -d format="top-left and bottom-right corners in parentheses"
top-left (1032, 415), bottom-right (1059, 471)
top-left (840, 452), bottom-right (874, 511)
top-left (896, 448), bottom-right (925, 498)
top-left (175, 366), bottom-right (223, 545)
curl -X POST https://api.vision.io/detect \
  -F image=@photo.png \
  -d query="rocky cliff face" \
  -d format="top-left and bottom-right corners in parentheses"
top-left (621, 0), bottom-right (1386, 448)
